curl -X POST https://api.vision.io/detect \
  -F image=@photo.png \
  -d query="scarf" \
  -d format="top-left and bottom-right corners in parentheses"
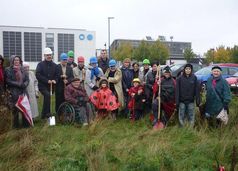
top-left (90, 66), bottom-right (100, 80)
top-left (13, 65), bottom-right (23, 84)
top-left (212, 75), bottom-right (221, 88)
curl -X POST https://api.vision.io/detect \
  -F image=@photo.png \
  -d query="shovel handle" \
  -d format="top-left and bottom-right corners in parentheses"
top-left (50, 82), bottom-right (53, 96)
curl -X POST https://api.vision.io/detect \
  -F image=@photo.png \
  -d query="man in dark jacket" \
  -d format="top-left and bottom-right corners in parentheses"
top-left (67, 50), bottom-right (77, 68)
top-left (55, 53), bottom-right (73, 112)
top-left (176, 63), bottom-right (200, 127)
top-left (98, 49), bottom-right (109, 74)
top-left (121, 58), bottom-right (133, 117)
top-left (36, 48), bottom-right (57, 119)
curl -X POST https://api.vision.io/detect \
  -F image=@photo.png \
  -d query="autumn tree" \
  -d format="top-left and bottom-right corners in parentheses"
top-left (213, 46), bottom-right (231, 63)
top-left (149, 39), bottom-right (169, 64)
top-left (231, 45), bottom-right (238, 63)
top-left (111, 42), bottom-right (133, 61)
top-left (132, 40), bottom-right (151, 61)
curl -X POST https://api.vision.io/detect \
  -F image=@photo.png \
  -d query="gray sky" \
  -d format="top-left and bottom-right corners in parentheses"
top-left (1, 0), bottom-right (237, 55)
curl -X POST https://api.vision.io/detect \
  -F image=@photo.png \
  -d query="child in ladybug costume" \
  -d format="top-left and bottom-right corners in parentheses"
top-left (90, 78), bottom-right (119, 119)
top-left (128, 78), bottom-right (146, 121)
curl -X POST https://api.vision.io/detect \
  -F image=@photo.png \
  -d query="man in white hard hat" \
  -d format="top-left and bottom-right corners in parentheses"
top-left (36, 47), bottom-right (58, 119)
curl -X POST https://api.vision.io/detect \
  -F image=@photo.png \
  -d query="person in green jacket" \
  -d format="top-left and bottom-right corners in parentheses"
top-left (205, 66), bottom-right (231, 126)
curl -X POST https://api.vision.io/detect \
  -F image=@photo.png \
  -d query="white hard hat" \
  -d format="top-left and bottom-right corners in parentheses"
top-left (44, 47), bottom-right (53, 55)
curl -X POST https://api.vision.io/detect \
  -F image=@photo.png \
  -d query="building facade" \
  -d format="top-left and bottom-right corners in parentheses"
top-left (0, 25), bottom-right (96, 69)
top-left (110, 39), bottom-right (191, 64)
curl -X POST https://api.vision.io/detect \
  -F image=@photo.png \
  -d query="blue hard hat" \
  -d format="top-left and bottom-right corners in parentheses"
top-left (60, 53), bottom-right (68, 61)
top-left (90, 56), bottom-right (98, 64)
top-left (109, 59), bottom-right (116, 67)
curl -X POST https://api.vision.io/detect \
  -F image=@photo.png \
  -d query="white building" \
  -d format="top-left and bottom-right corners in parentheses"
top-left (0, 25), bottom-right (96, 69)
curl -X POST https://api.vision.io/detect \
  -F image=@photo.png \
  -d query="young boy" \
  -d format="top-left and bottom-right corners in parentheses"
top-left (64, 78), bottom-right (92, 125)
top-left (176, 64), bottom-right (200, 127)
top-left (90, 78), bottom-right (119, 119)
top-left (128, 78), bottom-right (146, 121)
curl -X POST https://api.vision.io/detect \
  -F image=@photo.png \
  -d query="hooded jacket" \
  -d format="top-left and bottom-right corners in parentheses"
top-left (176, 64), bottom-right (200, 106)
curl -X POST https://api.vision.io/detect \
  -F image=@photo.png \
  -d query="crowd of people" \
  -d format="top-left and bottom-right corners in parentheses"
top-left (0, 47), bottom-right (232, 129)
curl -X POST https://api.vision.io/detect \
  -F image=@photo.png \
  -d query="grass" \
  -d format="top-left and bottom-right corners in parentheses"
top-left (0, 96), bottom-right (238, 170)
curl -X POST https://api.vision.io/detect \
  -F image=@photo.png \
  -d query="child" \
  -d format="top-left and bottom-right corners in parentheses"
top-left (90, 78), bottom-right (119, 119)
top-left (128, 78), bottom-right (146, 121)
top-left (64, 78), bottom-right (93, 125)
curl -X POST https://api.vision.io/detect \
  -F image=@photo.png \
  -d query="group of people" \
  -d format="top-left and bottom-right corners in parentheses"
top-left (0, 47), bottom-right (232, 129)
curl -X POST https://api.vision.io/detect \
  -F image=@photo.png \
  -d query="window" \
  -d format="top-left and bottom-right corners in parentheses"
top-left (46, 33), bottom-right (54, 54)
top-left (3, 31), bottom-right (22, 58)
top-left (24, 32), bottom-right (42, 62)
top-left (58, 33), bottom-right (74, 61)
top-left (229, 68), bottom-right (238, 75)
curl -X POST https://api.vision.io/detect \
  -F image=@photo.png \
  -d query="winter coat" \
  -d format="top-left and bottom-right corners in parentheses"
top-left (139, 67), bottom-right (151, 83)
top-left (85, 65), bottom-right (104, 96)
top-left (67, 62), bottom-right (77, 68)
top-left (73, 66), bottom-right (87, 86)
top-left (128, 85), bottom-right (145, 110)
top-left (5, 66), bottom-right (29, 104)
top-left (145, 70), bottom-right (157, 99)
top-left (64, 83), bottom-right (89, 106)
top-left (121, 66), bottom-right (133, 94)
top-left (90, 87), bottom-right (119, 111)
top-left (55, 64), bottom-right (73, 94)
top-left (98, 58), bottom-right (109, 74)
top-left (35, 60), bottom-right (58, 91)
top-left (176, 74), bottom-right (200, 106)
top-left (26, 71), bottom-right (39, 118)
top-left (205, 76), bottom-right (231, 117)
top-left (105, 68), bottom-right (125, 110)
top-left (0, 65), bottom-right (5, 93)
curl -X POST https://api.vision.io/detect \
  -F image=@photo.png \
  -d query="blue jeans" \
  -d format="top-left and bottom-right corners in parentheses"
top-left (178, 102), bottom-right (195, 127)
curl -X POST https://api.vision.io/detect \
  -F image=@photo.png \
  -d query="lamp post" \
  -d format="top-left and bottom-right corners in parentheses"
top-left (108, 17), bottom-right (114, 59)
top-left (170, 36), bottom-right (173, 65)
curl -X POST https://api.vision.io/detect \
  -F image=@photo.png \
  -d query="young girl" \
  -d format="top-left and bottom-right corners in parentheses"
top-left (128, 78), bottom-right (146, 121)
top-left (90, 78), bottom-right (119, 119)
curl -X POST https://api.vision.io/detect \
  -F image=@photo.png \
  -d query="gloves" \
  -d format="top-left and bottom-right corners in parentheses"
top-left (95, 77), bottom-right (100, 82)
top-left (77, 97), bottom-right (86, 106)
top-left (92, 86), bottom-right (98, 90)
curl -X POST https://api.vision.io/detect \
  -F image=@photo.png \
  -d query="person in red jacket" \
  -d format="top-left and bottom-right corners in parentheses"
top-left (128, 78), bottom-right (146, 121)
top-left (90, 78), bottom-right (119, 120)
top-left (64, 78), bottom-right (93, 125)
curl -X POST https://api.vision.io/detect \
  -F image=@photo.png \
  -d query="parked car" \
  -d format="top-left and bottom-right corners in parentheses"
top-left (226, 72), bottom-right (238, 92)
top-left (195, 65), bottom-right (238, 86)
top-left (170, 63), bottom-right (202, 78)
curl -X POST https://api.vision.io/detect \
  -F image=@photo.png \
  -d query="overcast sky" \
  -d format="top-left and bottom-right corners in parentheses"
top-left (0, 0), bottom-right (237, 55)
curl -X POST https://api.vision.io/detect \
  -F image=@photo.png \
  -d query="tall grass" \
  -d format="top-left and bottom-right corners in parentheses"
top-left (0, 96), bottom-right (238, 170)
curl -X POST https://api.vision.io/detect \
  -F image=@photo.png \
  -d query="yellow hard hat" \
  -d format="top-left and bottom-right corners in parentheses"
top-left (132, 78), bottom-right (141, 83)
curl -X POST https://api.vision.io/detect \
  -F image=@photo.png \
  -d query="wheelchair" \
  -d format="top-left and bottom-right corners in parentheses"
top-left (57, 102), bottom-right (75, 124)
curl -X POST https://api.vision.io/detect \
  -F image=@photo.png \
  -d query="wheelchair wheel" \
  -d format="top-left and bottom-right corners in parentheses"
top-left (57, 102), bottom-right (75, 124)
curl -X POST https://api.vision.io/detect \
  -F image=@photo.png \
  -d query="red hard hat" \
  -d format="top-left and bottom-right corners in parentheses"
top-left (78, 56), bottom-right (85, 63)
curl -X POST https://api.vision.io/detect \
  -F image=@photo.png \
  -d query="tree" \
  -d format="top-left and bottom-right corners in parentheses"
top-left (231, 45), bottom-right (238, 63)
top-left (213, 46), bottom-right (231, 63)
top-left (183, 48), bottom-right (196, 62)
top-left (132, 40), bottom-right (151, 61)
top-left (149, 39), bottom-right (169, 64)
top-left (111, 42), bottom-right (133, 61)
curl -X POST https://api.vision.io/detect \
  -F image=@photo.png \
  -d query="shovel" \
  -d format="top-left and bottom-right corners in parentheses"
top-left (48, 82), bottom-right (56, 126)
top-left (152, 65), bottom-right (164, 130)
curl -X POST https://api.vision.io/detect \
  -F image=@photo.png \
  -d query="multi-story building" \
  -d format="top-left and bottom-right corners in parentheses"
top-left (0, 25), bottom-right (96, 69)
top-left (110, 39), bottom-right (192, 64)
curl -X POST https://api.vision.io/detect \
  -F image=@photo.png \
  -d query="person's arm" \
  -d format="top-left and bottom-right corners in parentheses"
top-left (195, 76), bottom-right (201, 106)
top-left (223, 79), bottom-right (232, 108)
top-left (22, 70), bottom-right (29, 88)
top-left (5, 68), bottom-right (21, 88)
top-left (175, 77), bottom-right (180, 106)
top-left (35, 63), bottom-right (49, 84)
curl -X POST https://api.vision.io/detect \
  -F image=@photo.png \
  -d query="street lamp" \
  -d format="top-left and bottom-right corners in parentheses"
top-left (108, 17), bottom-right (114, 59)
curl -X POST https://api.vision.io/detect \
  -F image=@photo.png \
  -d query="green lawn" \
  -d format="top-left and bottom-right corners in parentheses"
top-left (0, 96), bottom-right (238, 171)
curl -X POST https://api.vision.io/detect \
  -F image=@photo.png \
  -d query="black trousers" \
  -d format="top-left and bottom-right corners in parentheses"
top-left (40, 89), bottom-right (51, 119)
top-left (12, 107), bottom-right (29, 128)
top-left (55, 89), bottom-right (64, 113)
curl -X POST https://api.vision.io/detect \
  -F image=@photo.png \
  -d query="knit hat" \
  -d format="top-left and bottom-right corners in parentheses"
top-left (184, 63), bottom-right (193, 70)
top-left (163, 66), bottom-right (171, 73)
top-left (99, 78), bottom-right (108, 87)
top-left (212, 65), bottom-right (222, 71)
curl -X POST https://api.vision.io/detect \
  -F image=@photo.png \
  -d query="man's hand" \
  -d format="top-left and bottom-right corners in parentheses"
top-left (138, 89), bottom-right (143, 95)
top-left (63, 80), bottom-right (68, 84)
top-left (48, 80), bottom-right (52, 84)
top-left (52, 80), bottom-right (56, 84)
top-left (131, 93), bottom-right (135, 97)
